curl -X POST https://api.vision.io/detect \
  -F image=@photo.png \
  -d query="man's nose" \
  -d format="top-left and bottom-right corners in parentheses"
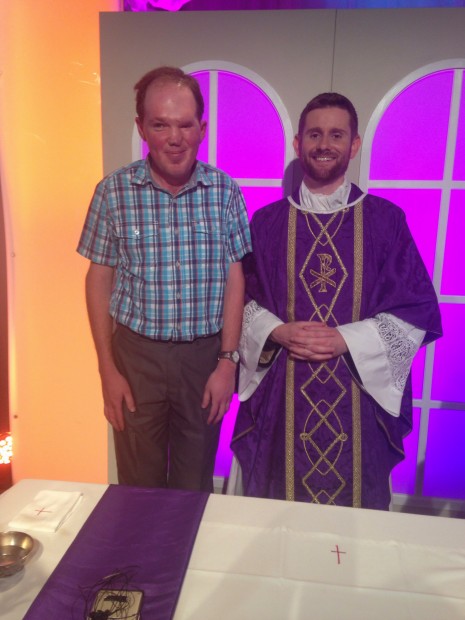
top-left (318, 133), bottom-right (331, 150)
top-left (168, 126), bottom-right (182, 143)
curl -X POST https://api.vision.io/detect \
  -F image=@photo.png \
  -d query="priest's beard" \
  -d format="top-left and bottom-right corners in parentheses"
top-left (300, 150), bottom-right (351, 186)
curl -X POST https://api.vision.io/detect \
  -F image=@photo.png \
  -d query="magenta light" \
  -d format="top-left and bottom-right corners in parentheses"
top-left (240, 186), bottom-right (284, 220)
top-left (368, 188), bottom-right (440, 280)
top-left (453, 72), bottom-right (465, 180)
top-left (214, 395), bottom-right (239, 478)
top-left (217, 72), bottom-right (285, 179)
top-left (423, 408), bottom-right (465, 500)
top-left (125, 0), bottom-right (190, 10)
top-left (441, 190), bottom-right (465, 296)
top-left (432, 303), bottom-right (465, 403)
top-left (391, 408), bottom-right (420, 495)
top-left (370, 71), bottom-right (453, 180)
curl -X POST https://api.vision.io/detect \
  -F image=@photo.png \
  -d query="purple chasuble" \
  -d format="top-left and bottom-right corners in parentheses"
top-left (23, 485), bottom-right (209, 619)
top-left (232, 185), bottom-right (442, 510)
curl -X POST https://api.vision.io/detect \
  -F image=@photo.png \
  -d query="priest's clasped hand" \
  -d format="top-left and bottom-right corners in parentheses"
top-left (270, 321), bottom-right (348, 362)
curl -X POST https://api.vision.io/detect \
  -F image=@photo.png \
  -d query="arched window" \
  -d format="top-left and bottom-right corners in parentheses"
top-left (132, 61), bottom-right (294, 217)
top-left (360, 61), bottom-right (465, 510)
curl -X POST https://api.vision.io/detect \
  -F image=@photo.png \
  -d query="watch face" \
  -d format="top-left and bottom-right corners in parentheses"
top-left (219, 350), bottom-right (240, 363)
top-left (231, 350), bottom-right (240, 363)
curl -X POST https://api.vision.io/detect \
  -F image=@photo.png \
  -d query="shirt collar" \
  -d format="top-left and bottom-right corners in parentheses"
top-left (289, 178), bottom-right (366, 213)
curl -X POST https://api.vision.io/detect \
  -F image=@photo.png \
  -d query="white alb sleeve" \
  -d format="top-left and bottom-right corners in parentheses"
top-left (336, 312), bottom-right (425, 417)
top-left (238, 300), bottom-right (283, 401)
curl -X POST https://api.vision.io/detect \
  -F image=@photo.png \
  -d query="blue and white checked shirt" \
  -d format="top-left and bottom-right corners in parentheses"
top-left (77, 158), bottom-right (252, 341)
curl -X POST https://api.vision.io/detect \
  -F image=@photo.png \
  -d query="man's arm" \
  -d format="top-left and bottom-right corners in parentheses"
top-left (202, 260), bottom-right (245, 424)
top-left (85, 262), bottom-right (135, 431)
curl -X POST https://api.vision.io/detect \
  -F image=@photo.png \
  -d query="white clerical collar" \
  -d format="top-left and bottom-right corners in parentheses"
top-left (289, 178), bottom-right (366, 213)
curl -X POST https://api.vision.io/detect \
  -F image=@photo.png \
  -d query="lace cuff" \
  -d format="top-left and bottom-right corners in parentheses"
top-left (373, 313), bottom-right (421, 393)
top-left (337, 313), bottom-right (425, 417)
top-left (240, 300), bottom-right (263, 352)
top-left (238, 300), bottom-right (283, 401)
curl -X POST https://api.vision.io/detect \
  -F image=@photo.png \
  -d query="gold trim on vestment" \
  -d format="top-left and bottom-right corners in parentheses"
top-left (351, 201), bottom-right (363, 507)
top-left (285, 206), bottom-right (297, 501)
top-left (299, 209), bottom-right (350, 505)
top-left (302, 212), bottom-right (349, 323)
top-left (286, 201), bottom-right (365, 507)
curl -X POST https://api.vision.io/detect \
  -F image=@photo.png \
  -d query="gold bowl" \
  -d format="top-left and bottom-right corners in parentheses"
top-left (0, 531), bottom-right (34, 577)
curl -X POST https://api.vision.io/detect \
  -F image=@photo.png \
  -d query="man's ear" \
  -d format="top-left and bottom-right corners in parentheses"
top-left (200, 119), bottom-right (207, 142)
top-left (293, 134), bottom-right (301, 158)
top-left (135, 116), bottom-right (145, 141)
top-left (350, 134), bottom-right (361, 160)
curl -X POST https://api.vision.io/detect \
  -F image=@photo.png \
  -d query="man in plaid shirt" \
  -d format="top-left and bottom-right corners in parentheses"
top-left (78, 67), bottom-right (251, 491)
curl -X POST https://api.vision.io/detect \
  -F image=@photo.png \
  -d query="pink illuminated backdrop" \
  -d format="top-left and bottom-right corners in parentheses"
top-left (192, 69), bottom-right (286, 476)
top-left (367, 65), bottom-right (465, 502)
top-left (139, 63), bottom-right (464, 504)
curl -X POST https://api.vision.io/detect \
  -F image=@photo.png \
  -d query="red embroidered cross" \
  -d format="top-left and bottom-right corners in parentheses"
top-left (331, 544), bottom-right (346, 565)
top-left (34, 507), bottom-right (52, 516)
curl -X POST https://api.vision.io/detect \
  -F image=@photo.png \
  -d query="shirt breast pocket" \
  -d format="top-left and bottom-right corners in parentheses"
top-left (190, 219), bottom-right (225, 262)
top-left (115, 223), bottom-right (159, 275)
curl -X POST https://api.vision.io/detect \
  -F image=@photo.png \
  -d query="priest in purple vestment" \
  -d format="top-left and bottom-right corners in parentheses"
top-left (230, 93), bottom-right (442, 510)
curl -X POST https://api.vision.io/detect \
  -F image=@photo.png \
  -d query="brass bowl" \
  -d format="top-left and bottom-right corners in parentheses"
top-left (0, 531), bottom-right (34, 577)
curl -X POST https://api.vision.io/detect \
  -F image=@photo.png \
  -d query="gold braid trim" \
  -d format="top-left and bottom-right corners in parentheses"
top-left (352, 201), bottom-right (363, 507)
top-left (286, 206), bottom-right (297, 501)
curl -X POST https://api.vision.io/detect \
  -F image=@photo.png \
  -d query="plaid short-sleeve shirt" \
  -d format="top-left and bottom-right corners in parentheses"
top-left (77, 159), bottom-right (252, 341)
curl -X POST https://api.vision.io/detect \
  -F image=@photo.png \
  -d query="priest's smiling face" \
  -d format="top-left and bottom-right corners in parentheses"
top-left (294, 106), bottom-right (361, 195)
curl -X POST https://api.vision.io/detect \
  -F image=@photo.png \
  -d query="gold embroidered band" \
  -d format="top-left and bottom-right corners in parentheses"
top-left (351, 201), bottom-right (363, 507)
top-left (285, 206), bottom-right (297, 501)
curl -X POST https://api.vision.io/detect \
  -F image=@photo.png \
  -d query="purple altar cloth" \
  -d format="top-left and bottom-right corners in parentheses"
top-left (23, 485), bottom-right (209, 619)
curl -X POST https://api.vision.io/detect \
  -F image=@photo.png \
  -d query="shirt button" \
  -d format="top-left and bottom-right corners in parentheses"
top-left (176, 292), bottom-right (181, 299)
top-left (176, 260), bottom-right (181, 268)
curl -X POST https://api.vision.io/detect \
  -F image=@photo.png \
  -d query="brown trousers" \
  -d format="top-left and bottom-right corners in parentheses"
top-left (112, 324), bottom-right (222, 492)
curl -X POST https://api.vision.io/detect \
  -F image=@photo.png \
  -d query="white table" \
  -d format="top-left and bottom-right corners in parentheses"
top-left (0, 479), bottom-right (107, 619)
top-left (1, 479), bottom-right (465, 619)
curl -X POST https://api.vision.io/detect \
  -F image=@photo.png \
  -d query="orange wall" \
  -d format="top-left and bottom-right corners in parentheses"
top-left (0, 0), bottom-right (120, 483)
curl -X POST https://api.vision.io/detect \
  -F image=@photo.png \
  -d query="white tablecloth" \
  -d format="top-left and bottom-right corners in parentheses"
top-left (0, 479), bottom-right (106, 620)
top-left (176, 493), bottom-right (465, 620)
top-left (1, 479), bottom-right (464, 619)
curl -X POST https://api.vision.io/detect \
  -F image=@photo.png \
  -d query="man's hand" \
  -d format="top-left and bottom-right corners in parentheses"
top-left (271, 321), bottom-right (347, 362)
top-left (201, 360), bottom-right (237, 425)
top-left (99, 364), bottom-right (136, 432)
top-left (85, 263), bottom-right (136, 431)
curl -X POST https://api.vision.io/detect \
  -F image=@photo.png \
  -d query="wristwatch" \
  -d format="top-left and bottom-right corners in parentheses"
top-left (218, 350), bottom-right (240, 364)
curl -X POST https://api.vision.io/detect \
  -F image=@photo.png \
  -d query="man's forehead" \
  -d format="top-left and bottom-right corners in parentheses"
top-left (143, 82), bottom-right (198, 114)
top-left (303, 106), bottom-right (351, 128)
top-left (146, 80), bottom-right (191, 98)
